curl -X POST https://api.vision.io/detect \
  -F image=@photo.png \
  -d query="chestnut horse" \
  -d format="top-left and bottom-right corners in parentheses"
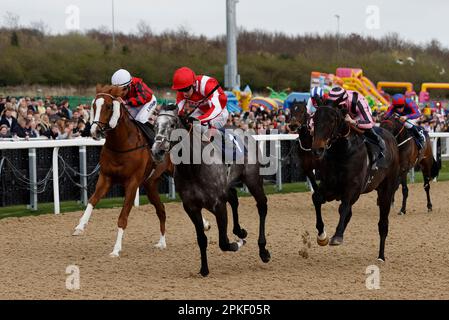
top-left (380, 115), bottom-right (439, 214)
top-left (72, 84), bottom-right (173, 256)
top-left (311, 106), bottom-right (400, 261)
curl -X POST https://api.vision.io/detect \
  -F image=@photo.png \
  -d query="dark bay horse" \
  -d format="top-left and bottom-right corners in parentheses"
top-left (72, 84), bottom-right (172, 255)
top-left (151, 104), bottom-right (270, 276)
top-left (380, 115), bottom-right (439, 214)
top-left (288, 100), bottom-right (319, 191)
top-left (311, 106), bottom-right (400, 261)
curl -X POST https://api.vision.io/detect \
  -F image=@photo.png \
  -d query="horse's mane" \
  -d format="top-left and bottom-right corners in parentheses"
top-left (160, 103), bottom-right (178, 112)
top-left (95, 84), bottom-right (126, 98)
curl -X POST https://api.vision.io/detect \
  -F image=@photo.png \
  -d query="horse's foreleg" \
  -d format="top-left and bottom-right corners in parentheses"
top-left (144, 178), bottom-right (167, 249)
top-left (306, 170), bottom-right (319, 193)
top-left (227, 187), bottom-right (247, 240)
top-left (184, 204), bottom-right (209, 277)
top-left (110, 181), bottom-right (139, 257)
top-left (213, 202), bottom-right (243, 253)
top-left (377, 185), bottom-right (393, 262)
top-left (73, 174), bottom-right (112, 235)
top-left (313, 190), bottom-right (328, 246)
top-left (245, 177), bottom-right (271, 263)
top-left (399, 172), bottom-right (408, 215)
top-left (330, 201), bottom-right (352, 246)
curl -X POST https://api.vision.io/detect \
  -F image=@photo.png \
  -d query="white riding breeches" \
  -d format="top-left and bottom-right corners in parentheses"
top-left (190, 107), bottom-right (229, 130)
top-left (127, 95), bottom-right (158, 124)
top-left (404, 119), bottom-right (417, 129)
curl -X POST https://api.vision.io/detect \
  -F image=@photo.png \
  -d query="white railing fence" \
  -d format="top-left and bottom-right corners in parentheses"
top-left (1, 132), bottom-right (448, 214)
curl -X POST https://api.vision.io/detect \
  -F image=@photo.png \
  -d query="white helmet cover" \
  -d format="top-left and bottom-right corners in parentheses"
top-left (111, 69), bottom-right (132, 87)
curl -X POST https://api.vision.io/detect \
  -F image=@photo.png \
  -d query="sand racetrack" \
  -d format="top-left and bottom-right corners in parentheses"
top-left (1, 181), bottom-right (448, 300)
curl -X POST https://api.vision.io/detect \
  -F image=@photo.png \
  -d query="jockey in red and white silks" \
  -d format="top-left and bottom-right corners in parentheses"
top-left (172, 67), bottom-right (228, 130)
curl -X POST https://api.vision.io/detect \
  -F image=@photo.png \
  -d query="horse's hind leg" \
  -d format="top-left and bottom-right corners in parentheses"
top-left (244, 176), bottom-right (271, 263)
top-left (143, 178), bottom-right (167, 249)
top-left (110, 180), bottom-right (140, 257)
top-left (313, 190), bottom-right (328, 246)
top-left (73, 174), bottom-right (112, 236)
top-left (227, 187), bottom-right (248, 239)
top-left (399, 172), bottom-right (408, 215)
top-left (184, 204), bottom-right (210, 277)
top-left (424, 175), bottom-right (432, 212)
top-left (421, 159), bottom-right (433, 212)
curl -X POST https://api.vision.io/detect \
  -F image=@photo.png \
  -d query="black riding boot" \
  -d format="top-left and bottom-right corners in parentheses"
top-left (363, 128), bottom-right (386, 169)
top-left (408, 126), bottom-right (425, 150)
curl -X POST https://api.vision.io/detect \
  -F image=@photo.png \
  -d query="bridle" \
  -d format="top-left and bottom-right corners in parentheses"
top-left (290, 104), bottom-right (313, 152)
top-left (154, 110), bottom-right (182, 154)
top-left (317, 108), bottom-right (351, 150)
top-left (92, 93), bottom-right (122, 134)
top-left (383, 114), bottom-right (410, 147)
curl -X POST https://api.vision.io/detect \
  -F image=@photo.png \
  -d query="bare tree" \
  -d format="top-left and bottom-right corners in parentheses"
top-left (136, 20), bottom-right (152, 38)
top-left (30, 20), bottom-right (51, 35)
top-left (3, 11), bottom-right (20, 30)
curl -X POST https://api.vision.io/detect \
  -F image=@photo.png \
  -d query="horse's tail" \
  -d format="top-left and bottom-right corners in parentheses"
top-left (431, 156), bottom-right (440, 179)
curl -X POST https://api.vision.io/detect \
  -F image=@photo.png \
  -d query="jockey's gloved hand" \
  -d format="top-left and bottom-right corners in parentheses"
top-left (187, 116), bottom-right (198, 125)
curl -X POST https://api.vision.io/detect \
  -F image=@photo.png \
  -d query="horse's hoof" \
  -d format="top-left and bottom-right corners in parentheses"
top-left (329, 236), bottom-right (343, 246)
top-left (260, 250), bottom-right (271, 263)
top-left (199, 268), bottom-right (209, 277)
top-left (109, 251), bottom-right (120, 258)
top-left (398, 211), bottom-right (406, 216)
top-left (377, 257), bottom-right (385, 263)
top-left (203, 220), bottom-right (211, 231)
top-left (317, 233), bottom-right (329, 246)
top-left (428, 208), bottom-right (432, 213)
top-left (72, 228), bottom-right (84, 236)
top-left (237, 238), bottom-right (246, 250)
top-left (234, 228), bottom-right (248, 239)
top-left (154, 242), bottom-right (166, 250)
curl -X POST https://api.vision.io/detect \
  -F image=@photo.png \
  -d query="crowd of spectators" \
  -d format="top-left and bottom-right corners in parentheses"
top-left (1, 94), bottom-right (449, 141)
top-left (0, 95), bottom-right (91, 140)
top-left (226, 103), bottom-right (449, 135)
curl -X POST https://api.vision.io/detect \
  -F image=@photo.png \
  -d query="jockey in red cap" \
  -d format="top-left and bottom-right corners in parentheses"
top-left (384, 93), bottom-right (426, 149)
top-left (172, 67), bottom-right (228, 132)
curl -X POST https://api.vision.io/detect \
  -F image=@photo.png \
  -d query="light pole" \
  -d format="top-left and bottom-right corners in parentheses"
top-left (225, 0), bottom-right (240, 90)
top-left (335, 14), bottom-right (340, 53)
top-left (112, 0), bottom-right (116, 49)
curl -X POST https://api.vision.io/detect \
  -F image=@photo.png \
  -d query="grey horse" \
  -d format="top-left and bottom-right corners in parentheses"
top-left (151, 104), bottom-right (270, 276)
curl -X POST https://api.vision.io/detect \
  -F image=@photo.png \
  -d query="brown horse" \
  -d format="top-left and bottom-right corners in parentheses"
top-left (72, 84), bottom-right (173, 256)
top-left (380, 115), bottom-right (439, 214)
top-left (288, 100), bottom-right (319, 191)
top-left (311, 106), bottom-right (400, 261)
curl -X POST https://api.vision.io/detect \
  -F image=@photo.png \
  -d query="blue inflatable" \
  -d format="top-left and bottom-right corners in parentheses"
top-left (225, 91), bottom-right (242, 114)
top-left (284, 92), bottom-right (310, 109)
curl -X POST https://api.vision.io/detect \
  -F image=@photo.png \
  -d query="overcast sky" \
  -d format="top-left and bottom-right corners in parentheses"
top-left (1, 0), bottom-right (448, 47)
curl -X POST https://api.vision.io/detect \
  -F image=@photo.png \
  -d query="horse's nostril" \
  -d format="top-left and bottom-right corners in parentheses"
top-left (313, 148), bottom-right (324, 157)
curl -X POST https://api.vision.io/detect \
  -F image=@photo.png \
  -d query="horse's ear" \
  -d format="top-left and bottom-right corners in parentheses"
top-left (96, 84), bottom-right (103, 93)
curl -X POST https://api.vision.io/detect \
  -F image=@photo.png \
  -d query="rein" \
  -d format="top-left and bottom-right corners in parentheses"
top-left (94, 92), bottom-right (150, 154)
top-left (383, 116), bottom-right (409, 148)
top-left (295, 125), bottom-right (312, 152)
